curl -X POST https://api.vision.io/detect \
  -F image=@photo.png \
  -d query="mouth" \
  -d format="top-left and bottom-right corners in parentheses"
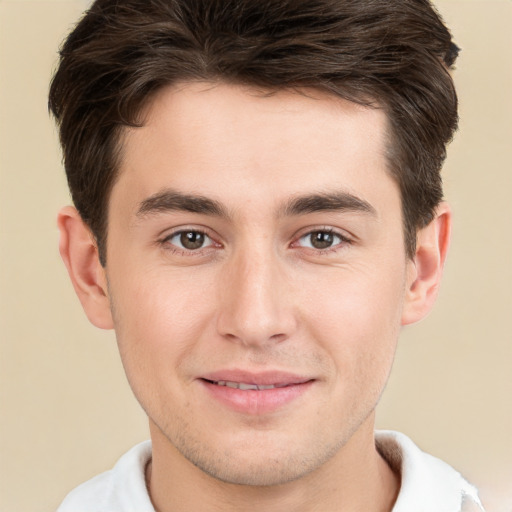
top-left (199, 372), bottom-right (315, 415)
top-left (202, 379), bottom-right (299, 391)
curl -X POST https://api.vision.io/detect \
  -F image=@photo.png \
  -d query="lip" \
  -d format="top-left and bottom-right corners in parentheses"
top-left (198, 370), bottom-right (315, 415)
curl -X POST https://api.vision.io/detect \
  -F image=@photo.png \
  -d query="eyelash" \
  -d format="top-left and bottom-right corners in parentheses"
top-left (294, 228), bottom-right (353, 254)
top-left (159, 228), bottom-right (218, 256)
top-left (158, 227), bottom-right (352, 256)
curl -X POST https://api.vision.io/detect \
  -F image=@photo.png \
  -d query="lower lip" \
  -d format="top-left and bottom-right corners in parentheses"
top-left (200, 380), bottom-right (314, 415)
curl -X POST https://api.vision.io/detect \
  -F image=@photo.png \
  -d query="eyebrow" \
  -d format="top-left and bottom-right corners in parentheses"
top-left (282, 191), bottom-right (377, 217)
top-left (136, 189), bottom-right (228, 218)
top-left (136, 189), bottom-right (376, 220)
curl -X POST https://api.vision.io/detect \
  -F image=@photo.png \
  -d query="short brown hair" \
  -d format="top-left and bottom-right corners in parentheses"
top-left (49, 0), bottom-right (459, 264)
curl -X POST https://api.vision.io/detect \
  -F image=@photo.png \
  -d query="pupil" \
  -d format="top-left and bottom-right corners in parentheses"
top-left (180, 231), bottom-right (205, 250)
top-left (311, 231), bottom-right (333, 249)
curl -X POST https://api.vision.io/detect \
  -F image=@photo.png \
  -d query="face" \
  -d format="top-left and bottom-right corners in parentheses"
top-left (104, 82), bottom-right (413, 485)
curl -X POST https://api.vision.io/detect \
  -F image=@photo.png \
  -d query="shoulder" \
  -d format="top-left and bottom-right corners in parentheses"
top-left (57, 440), bottom-right (154, 512)
top-left (375, 431), bottom-right (485, 512)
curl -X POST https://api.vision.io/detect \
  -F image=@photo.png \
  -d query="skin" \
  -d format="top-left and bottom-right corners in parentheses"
top-left (58, 82), bottom-right (451, 512)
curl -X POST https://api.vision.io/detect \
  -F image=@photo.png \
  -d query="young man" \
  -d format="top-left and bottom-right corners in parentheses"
top-left (50, 0), bottom-right (485, 510)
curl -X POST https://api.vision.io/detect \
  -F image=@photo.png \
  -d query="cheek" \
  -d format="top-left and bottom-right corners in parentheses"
top-left (298, 261), bottom-right (405, 378)
top-left (108, 266), bottom-right (217, 388)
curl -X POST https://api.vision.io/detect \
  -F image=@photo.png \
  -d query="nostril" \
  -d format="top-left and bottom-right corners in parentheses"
top-left (269, 333), bottom-right (287, 342)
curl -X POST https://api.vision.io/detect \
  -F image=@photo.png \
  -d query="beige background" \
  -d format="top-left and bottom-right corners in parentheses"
top-left (0, 1), bottom-right (510, 511)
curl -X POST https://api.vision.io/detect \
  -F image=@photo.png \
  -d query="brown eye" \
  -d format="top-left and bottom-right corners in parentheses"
top-left (180, 231), bottom-right (205, 249)
top-left (298, 230), bottom-right (346, 250)
top-left (310, 231), bottom-right (335, 249)
top-left (166, 230), bottom-right (212, 251)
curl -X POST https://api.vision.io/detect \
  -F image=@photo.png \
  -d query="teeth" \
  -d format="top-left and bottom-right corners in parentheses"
top-left (238, 383), bottom-right (259, 390)
top-left (213, 380), bottom-right (277, 390)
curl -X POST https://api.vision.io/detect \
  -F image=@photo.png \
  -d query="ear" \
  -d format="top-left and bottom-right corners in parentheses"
top-left (401, 202), bottom-right (452, 326)
top-left (57, 206), bottom-right (114, 329)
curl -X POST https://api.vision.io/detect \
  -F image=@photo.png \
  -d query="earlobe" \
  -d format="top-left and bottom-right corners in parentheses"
top-left (57, 206), bottom-right (114, 329)
top-left (401, 202), bottom-right (452, 326)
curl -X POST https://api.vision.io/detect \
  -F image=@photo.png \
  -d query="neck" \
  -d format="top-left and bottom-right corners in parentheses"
top-left (146, 416), bottom-right (400, 512)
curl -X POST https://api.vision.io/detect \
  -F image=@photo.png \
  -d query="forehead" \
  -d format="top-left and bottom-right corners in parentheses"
top-left (113, 82), bottom-right (394, 217)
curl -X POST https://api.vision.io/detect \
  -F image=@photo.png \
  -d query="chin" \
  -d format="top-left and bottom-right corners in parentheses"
top-left (190, 454), bottom-right (316, 487)
top-left (175, 430), bottom-right (342, 487)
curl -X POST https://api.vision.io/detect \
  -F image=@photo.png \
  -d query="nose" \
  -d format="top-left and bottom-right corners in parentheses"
top-left (216, 246), bottom-right (297, 347)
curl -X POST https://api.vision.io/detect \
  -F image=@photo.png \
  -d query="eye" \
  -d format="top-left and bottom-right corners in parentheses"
top-left (297, 229), bottom-right (348, 250)
top-left (164, 230), bottom-right (214, 251)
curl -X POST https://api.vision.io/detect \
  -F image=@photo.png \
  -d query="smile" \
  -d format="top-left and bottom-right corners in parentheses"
top-left (200, 373), bottom-right (315, 415)
top-left (204, 379), bottom-right (292, 390)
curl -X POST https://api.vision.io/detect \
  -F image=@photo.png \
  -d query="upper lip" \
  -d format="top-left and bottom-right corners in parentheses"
top-left (200, 370), bottom-right (314, 387)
